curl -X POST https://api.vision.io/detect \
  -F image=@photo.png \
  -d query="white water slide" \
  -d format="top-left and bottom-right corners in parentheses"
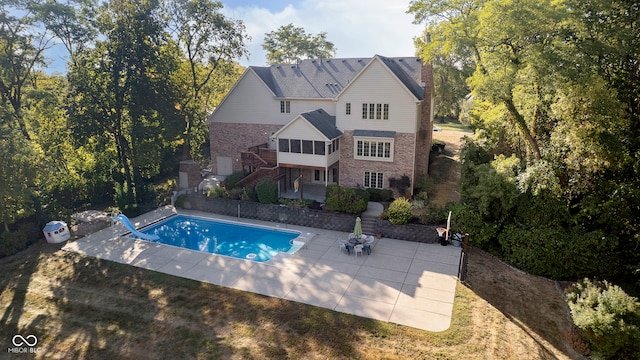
top-left (112, 214), bottom-right (160, 241)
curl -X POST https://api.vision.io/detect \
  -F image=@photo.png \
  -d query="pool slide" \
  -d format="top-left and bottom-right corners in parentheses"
top-left (112, 214), bottom-right (160, 240)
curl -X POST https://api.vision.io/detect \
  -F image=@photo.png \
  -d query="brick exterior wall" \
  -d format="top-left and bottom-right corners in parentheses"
top-left (209, 123), bottom-right (281, 174)
top-left (339, 130), bottom-right (416, 196)
top-left (414, 63), bottom-right (434, 183)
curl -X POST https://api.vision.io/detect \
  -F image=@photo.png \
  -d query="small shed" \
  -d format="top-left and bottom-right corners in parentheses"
top-left (43, 221), bottom-right (70, 243)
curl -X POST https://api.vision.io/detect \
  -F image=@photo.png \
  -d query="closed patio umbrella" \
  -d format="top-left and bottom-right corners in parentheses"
top-left (354, 217), bottom-right (362, 239)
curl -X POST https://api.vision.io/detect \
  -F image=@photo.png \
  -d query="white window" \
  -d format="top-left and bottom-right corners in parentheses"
top-left (354, 138), bottom-right (393, 161)
top-left (361, 103), bottom-right (389, 119)
top-left (364, 171), bottom-right (384, 189)
top-left (280, 100), bottom-right (290, 113)
top-left (346, 103), bottom-right (351, 115)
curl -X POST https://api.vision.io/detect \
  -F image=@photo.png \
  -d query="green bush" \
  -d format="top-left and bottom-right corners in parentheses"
top-left (255, 180), bottom-right (278, 204)
top-left (498, 225), bottom-right (617, 280)
top-left (207, 186), bottom-right (227, 198)
top-left (325, 185), bottom-right (368, 214)
top-left (0, 229), bottom-right (31, 258)
top-left (414, 190), bottom-right (429, 202)
top-left (227, 188), bottom-right (244, 200)
top-left (223, 171), bottom-right (244, 189)
top-left (354, 188), bottom-right (371, 203)
top-left (174, 195), bottom-right (186, 208)
top-left (242, 186), bottom-right (258, 202)
top-left (567, 278), bottom-right (640, 359)
top-left (367, 188), bottom-right (393, 202)
top-left (419, 203), bottom-right (447, 225)
top-left (387, 198), bottom-right (413, 225)
top-left (389, 175), bottom-right (411, 196)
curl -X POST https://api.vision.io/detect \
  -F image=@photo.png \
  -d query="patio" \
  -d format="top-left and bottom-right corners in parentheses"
top-left (280, 182), bottom-right (327, 202)
top-left (62, 206), bottom-right (461, 332)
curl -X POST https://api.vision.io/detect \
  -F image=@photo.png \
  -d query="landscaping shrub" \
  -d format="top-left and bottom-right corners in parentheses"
top-left (419, 203), bottom-right (447, 225)
top-left (566, 278), bottom-right (640, 359)
top-left (207, 186), bottom-right (227, 198)
top-left (498, 224), bottom-right (617, 280)
top-left (255, 180), bottom-right (278, 204)
top-left (354, 188), bottom-right (371, 203)
top-left (0, 228), bottom-right (33, 258)
top-left (387, 198), bottom-right (413, 225)
top-left (325, 185), bottom-right (368, 214)
top-left (367, 188), bottom-right (393, 202)
top-left (389, 175), bottom-right (411, 196)
top-left (226, 188), bottom-right (244, 200)
top-left (223, 171), bottom-right (244, 189)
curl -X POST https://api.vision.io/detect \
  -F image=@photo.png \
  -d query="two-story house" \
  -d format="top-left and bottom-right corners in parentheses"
top-left (207, 55), bottom-right (434, 198)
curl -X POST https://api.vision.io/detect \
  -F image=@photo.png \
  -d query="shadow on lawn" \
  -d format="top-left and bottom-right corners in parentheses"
top-left (1, 241), bottom-right (383, 358)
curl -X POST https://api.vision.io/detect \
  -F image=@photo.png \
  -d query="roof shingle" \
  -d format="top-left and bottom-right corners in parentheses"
top-left (251, 56), bottom-right (424, 100)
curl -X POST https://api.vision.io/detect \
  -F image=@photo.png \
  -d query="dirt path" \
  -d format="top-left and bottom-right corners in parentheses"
top-left (429, 130), bottom-right (470, 206)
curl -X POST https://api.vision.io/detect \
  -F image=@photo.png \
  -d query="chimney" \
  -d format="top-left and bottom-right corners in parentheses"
top-left (415, 60), bottom-right (434, 182)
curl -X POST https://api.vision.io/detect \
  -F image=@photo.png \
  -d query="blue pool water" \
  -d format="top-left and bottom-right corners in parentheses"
top-left (135, 215), bottom-right (302, 262)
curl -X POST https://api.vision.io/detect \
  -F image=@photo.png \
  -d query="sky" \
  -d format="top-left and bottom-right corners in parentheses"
top-left (44, 0), bottom-right (425, 73)
top-left (220, 0), bottom-right (425, 66)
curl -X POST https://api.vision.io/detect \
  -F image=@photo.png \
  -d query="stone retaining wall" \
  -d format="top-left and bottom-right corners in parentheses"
top-left (375, 219), bottom-right (440, 243)
top-left (180, 195), bottom-right (357, 232)
top-left (179, 195), bottom-right (442, 243)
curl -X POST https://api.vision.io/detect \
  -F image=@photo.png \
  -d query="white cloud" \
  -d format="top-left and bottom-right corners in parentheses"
top-left (222, 0), bottom-right (425, 66)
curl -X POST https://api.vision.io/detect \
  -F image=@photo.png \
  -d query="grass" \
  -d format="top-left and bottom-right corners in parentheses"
top-left (0, 240), bottom-right (578, 359)
top-left (434, 117), bottom-right (473, 132)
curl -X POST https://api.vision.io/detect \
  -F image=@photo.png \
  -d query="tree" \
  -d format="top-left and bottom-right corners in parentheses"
top-left (0, 1), bottom-right (52, 140)
top-left (68, 0), bottom-right (182, 205)
top-left (262, 23), bottom-right (336, 64)
top-left (410, 0), bottom-right (568, 161)
top-left (0, 126), bottom-right (38, 232)
top-left (31, 0), bottom-right (98, 68)
top-left (165, 0), bottom-right (248, 160)
top-left (410, 0), bottom-right (640, 284)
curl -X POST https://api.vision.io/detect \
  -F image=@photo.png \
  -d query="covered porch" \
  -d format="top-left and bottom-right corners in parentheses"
top-left (277, 164), bottom-right (339, 203)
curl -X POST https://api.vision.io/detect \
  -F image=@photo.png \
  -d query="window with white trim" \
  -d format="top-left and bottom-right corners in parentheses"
top-left (354, 138), bottom-right (393, 161)
top-left (280, 100), bottom-right (290, 113)
top-left (346, 103), bottom-right (351, 115)
top-left (361, 103), bottom-right (389, 119)
top-left (364, 171), bottom-right (384, 189)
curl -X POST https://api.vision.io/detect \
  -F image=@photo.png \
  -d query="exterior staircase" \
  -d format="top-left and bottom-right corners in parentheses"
top-left (360, 215), bottom-right (378, 236)
top-left (235, 143), bottom-right (281, 189)
top-left (235, 166), bottom-right (282, 189)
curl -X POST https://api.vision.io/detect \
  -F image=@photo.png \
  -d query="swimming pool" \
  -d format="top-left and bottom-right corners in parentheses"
top-left (134, 215), bottom-right (303, 262)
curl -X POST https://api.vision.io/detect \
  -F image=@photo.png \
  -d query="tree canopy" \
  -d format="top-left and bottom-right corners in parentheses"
top-left (0, 0), bottom-right (247, 239)
top-left (262, 23), bottom-right (336, 64)
top-left (409, 0), bottom-right (640, 285)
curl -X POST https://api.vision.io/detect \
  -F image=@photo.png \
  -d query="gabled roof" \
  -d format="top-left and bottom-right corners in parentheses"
top-left (301, 109), bottom-right (343, 140)
top-left (250, 56), bottom-right (424, 100)
top-left (273, 109), bottom-right (342, 140)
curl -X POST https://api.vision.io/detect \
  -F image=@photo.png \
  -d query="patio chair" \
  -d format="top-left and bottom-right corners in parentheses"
top-left (354, 244), bottom-right (364, 257)
top-left (363, 243), bottom-right (371, 255)
top-left (339, 239), bottom-right (349, 254)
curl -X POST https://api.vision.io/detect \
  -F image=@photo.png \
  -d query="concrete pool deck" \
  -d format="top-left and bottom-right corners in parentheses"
top-left (63, 206), bottom-right (462, 332)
